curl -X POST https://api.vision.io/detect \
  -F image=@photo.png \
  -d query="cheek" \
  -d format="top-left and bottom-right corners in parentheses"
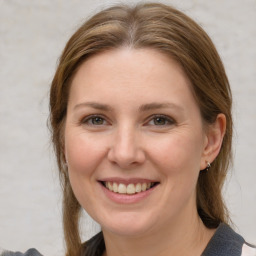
top-left (149, 133), bottom-right (203, 174)
top-left (148, 132), bottom-right (203, 202)
top-left (65, 133), bottom-right (107, 178)
top-left (154, 134), bottom-right (203, 208)
top-left (64, 134), bottom-right (106, 209)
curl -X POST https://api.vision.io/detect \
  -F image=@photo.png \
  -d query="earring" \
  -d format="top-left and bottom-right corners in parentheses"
top-left (205, 162), bottom-right (211, 171)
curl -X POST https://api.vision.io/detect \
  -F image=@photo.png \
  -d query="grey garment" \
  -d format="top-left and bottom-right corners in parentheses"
top-left (83, 223), bottom-right (250, 256)
top-left (202, 223), bottom-right (245, 256)
top-left (0, 223), bottom-right (252, 256)
top-left (1, 249), bottom-right (42, 256)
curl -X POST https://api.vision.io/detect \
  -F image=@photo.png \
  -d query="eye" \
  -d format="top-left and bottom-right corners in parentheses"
top-left (147, 115), bottom-right (175, 126)
top-left (81, 115), bottom-right (108, 126)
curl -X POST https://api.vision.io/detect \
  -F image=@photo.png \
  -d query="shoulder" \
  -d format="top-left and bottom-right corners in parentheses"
top-left (0, 249), bottom-right (43, 256)
top-left (202, 223), bottom-right (256, 256)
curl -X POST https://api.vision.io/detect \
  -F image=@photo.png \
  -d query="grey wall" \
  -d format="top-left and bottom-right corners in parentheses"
top-left (0, 0), bottom-right (255, 255)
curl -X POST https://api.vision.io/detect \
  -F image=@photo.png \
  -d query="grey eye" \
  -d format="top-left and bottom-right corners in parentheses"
top-left (90, 116), bottom-right (105, 125)
top-left (147, 115), bottom-right (175, 126)
top-left (153, 117), bottom-right (168, 125)
top-left (82, 115), bottom-right (107, 126)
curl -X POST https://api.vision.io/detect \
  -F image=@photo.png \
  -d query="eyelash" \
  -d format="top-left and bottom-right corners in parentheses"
top-left (81, 114), bottom-right (108, 126)
top-left (145, 115), bottom-right (176, 127)
top-left (80, 114), bottom-right (176, 127)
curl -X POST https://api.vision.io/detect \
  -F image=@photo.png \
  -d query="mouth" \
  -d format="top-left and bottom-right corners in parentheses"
top-left (100, 181), bottom-right (159, 195)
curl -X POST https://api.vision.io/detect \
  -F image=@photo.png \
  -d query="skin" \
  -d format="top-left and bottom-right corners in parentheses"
top-left (64, 48), bottom-right (226, 256)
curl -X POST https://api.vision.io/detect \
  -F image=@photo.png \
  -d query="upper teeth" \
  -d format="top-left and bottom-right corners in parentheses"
top-left (105, 182), bottom-right (153, 194)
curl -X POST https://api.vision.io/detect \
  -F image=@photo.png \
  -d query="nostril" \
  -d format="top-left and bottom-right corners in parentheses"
top-left (107, 147), bottom-right (146, 169)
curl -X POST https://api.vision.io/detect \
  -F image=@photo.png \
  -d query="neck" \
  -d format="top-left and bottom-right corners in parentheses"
top-left (102, 209), bottom-right (215, 256)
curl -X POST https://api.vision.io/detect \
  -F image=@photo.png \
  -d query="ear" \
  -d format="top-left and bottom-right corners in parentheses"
top-left (200, 113), bottom-right (226, 170)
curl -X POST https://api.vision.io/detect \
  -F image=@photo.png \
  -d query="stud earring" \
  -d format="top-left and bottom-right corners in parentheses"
top-left (205, 162), bottom-right (211, 171)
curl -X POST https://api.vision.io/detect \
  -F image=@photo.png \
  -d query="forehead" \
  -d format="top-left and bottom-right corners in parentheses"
top-left (71, 48), bottom-right (192, 93)
top-left (67, 47), bottom-right (201, 116)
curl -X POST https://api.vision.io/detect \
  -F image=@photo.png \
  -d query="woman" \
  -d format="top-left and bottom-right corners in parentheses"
top-left (2, 2), bottom-right (255, 256)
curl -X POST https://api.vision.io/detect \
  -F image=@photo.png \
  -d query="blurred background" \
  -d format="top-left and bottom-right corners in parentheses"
top-left (0, 0), bottom-right (255, 255)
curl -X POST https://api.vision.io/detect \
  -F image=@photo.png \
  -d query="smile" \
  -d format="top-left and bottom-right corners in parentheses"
top-left (102, 181), bottom-right (158, 195)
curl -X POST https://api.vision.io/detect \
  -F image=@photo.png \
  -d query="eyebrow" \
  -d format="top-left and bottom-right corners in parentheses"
top-left (74, 102), bottom-right (114, 111)
top-left (73, 102), bottom-right (184, 112)
top-left (139, 102), bottom-right (184, 112)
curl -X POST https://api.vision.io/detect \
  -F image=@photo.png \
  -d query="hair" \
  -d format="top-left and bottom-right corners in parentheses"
top-left (49, 2), bottom-right (232, 256)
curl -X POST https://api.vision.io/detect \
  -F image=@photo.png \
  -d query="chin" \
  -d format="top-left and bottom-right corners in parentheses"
top-left (102, 224), bottom-right (152, 238)
top-left (99, 212), bottom-right (157, 237)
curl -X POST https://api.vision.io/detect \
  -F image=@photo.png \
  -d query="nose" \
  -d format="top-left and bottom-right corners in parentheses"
top-left (107, 125), bottom-right (146, 169)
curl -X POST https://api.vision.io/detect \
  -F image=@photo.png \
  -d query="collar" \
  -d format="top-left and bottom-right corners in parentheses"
top-left (202, 223), bottom-right (245, 256)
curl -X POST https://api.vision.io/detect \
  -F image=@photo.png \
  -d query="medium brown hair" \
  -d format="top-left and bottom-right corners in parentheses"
top-left (49, 3), bottom-right (232, 255)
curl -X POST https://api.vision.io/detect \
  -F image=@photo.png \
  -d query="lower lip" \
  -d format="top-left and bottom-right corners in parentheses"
top-left (100, 183), bottom-right (158, 204)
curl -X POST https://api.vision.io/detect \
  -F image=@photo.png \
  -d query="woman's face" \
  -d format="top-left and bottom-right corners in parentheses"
top-left (64, 48), bottom-right (209, 237)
